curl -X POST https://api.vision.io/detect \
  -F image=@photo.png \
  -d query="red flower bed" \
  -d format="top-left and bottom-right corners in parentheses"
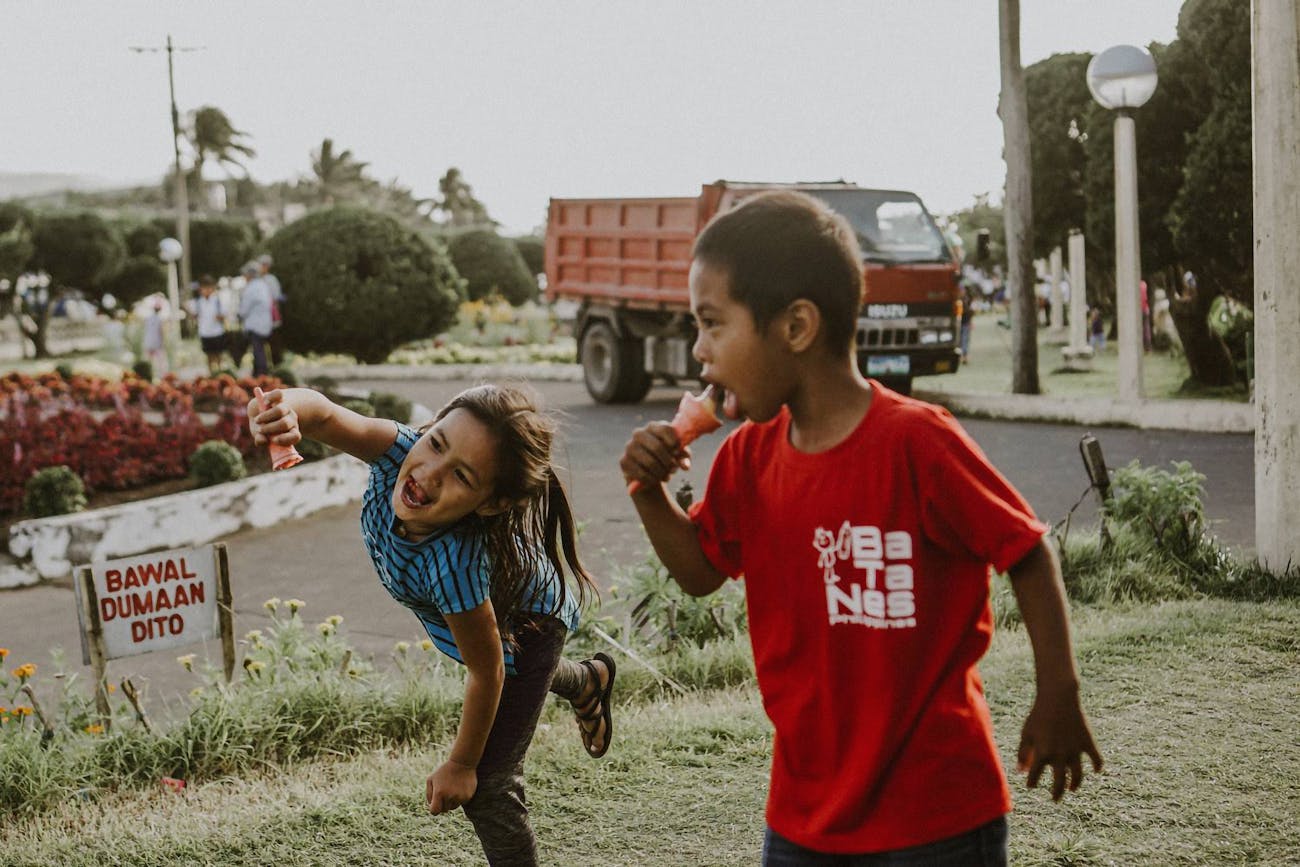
top-left (1, 372), bottom-right (287, 519)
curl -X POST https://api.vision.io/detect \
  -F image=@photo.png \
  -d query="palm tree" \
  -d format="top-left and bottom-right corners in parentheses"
top-left (310, 138), bottom-right (369, 204)
top-left (188, 106), bottom-right (256, 179)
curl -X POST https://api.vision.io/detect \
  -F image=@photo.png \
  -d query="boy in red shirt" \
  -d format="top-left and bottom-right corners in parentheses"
top-left (620, 191), bottom-right (1101, 864)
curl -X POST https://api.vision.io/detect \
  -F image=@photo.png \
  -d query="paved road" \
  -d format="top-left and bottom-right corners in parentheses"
top-left (0, 378), bottom-right (1254, 711)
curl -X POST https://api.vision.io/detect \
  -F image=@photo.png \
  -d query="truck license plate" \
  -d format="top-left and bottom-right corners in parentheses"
top-left (866, 355), bottom-right (911, 376)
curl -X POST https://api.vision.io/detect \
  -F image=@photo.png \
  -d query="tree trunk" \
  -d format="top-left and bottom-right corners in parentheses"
top-left (18, 307), bottom-right (51, 359)
top-left (999, 0), bottom-right (1039, 394)
top-left (1169, 282), bottom-right (1235, 386)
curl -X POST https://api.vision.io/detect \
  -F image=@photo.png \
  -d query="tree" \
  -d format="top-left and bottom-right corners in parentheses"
top-left (998, 0), bottom-right (1039, 394)
top-left (310, 138), bottom-right (369, 205)
top-left (512, 235), bottom-right (545, 278)
top-left (103, 256), bottom-right (167, 310)
top-left (0, 202), bottom-right (36, 340)
top-left (435, 168), bottom-right (494, 228)
top-left (1025, 53), bottom-right (1092, 259)
top-left (949, 194), bottom-right (1006, 276)
top-left (266, 207), bottom-right (463, 363)
top-left (187, 106), bottom-right (256, 186)
top-left (447, 229), bottom-right (537, 305)
top-left (26, 212), bottom-right (125, 357)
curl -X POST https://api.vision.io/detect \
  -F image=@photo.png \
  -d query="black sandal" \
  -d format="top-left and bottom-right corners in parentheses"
top-left (574, 652), bottom-right (616, 758)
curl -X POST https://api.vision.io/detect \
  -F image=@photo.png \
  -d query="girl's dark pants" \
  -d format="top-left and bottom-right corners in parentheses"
top-left (462, 615), bottom-right (587, 867)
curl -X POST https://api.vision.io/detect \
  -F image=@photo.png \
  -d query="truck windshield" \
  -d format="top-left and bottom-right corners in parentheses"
top-left (805, 189), bottom-right (949, 264)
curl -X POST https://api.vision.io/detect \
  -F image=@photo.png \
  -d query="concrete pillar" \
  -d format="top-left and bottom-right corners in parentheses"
top-left (1068, 230), bottom-right (1088, 351)
top-left (1113, 112), bottom-right (1144, 400)
top-left (1252, 0), bottom-right (1300, 571)
top-left (1049, 245), bottom-right (1065, 334)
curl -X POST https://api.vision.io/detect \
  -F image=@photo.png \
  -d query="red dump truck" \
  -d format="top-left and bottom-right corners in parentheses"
top-left (545, 180), bottom-right (962, 403)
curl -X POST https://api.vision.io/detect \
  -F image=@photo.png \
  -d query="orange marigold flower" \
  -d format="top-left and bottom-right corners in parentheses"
top-left (15, 706), bottom-right (32, 716)
top-left (84, 724), bottom-right (105, 735)
top-left (0, 648), bottom-right (8, 661)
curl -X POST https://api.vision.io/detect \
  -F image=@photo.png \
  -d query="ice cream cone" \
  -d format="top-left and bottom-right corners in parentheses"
top-left (254, 387), bottom-right (303, 471)
top-left (627, 386), bottom-right (721, 495)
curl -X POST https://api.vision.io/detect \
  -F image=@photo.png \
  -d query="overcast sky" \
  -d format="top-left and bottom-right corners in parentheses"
top-left (2, 1), bottom-right (1184, 234)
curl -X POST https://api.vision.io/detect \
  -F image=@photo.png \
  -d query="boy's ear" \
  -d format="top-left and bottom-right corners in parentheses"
top-left (780, 299), bottom-right (822, 353)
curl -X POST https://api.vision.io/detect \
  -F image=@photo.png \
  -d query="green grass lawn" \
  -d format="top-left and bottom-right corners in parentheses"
top-left (920, 314), bottom-right (1248, 402)
top-left (4, 599), bottom-right (1296, 866)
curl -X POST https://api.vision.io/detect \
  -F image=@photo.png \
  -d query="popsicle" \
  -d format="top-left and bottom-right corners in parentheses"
top-left (627, 386), bottom-right (722, 495)
top-left (254, 387), bottom-right (304, 471)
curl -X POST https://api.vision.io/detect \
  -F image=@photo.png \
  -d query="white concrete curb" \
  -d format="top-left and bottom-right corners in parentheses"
top-left (5, 454), bottom-right (370, 585)
top-left (298, 362), bottom-right (584, 383)
top-left (915, 390), bottom-right (1254, 434)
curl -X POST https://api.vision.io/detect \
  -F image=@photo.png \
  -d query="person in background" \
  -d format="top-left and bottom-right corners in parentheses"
top-left (259, 254), bottom-right (286, 366)
top-left (238, 261), bottom-right (273, 377)
top-left (190, 274), bottom-right (228, 373)
top-left (141, 298), bottom-right (167, 376)
top-left (960, 284), bottom-right (975, 365)
top-left (1089, 307), bottom-right (1106, 352)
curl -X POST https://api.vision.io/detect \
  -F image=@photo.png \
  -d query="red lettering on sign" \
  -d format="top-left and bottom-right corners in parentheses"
top-left (163, 560), bottom-right (180, 582)
top-left (181, 557), bottom-right (196, 580)
top-left (105, 569), bottom-right (123, 593)
top-left (100, 597), bottom-right (117, 622)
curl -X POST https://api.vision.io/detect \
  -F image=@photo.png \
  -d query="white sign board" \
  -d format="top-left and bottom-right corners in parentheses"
top-left (88, 545), bottom-right (219, 660)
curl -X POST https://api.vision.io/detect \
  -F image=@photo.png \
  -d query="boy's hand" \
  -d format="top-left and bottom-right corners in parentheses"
top-left (620, 422), bottom-right (692, 492)
top-left (1017, 687), bottom-right (1103, 801)
top-left (247, 388), bottom-right (302, 447)
top-left (426, 759), bottom-right (477, 815)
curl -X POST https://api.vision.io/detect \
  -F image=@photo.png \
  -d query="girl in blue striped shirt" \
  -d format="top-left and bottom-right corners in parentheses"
top-left (250, 383), bottom-right (613, 866)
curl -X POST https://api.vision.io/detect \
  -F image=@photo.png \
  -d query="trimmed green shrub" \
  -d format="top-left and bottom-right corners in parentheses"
top-left (54, 362), bottom-right (75, 380)
top-left (103, 255), bottom-right (167, 310)
top-left (447, 228), bottom-right (537, 305)
top-left (23, 466), bottom-right (88, 518)
top-left (188, 217), bottom-right (259, 279)
top-left (370, 391), bottom-right (412, 424)
top-left (512, 235), bottom-right (545, 277)
top-left (31, 211), bottom-right (125, 293)
top-left (294, 438), bottom-right (333, 461)
top-left (1104, 460), bottom-right (1209, 560)
top-left (132, 359), bottom-right (154, 382)
top-left (340, 398), bottom-right (376, 418)
top-left (306, 375), bottom-right (339, 398)
top-left (269, 364), bottom-right (299, 387)
top-left (267, 207), bottom-right (463, 363)
top-left (189, 440), bottom-right (247, 487)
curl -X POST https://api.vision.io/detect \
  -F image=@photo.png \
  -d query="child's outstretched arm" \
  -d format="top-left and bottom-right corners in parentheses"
top-left (248, 387), bottom-right (395, 463)
top-left (1008, 537), bottom-right (1104, 801)
top-left (620, 422), bottom-right (725, 597)
top-left (425, 603), bottom-right (504, 816)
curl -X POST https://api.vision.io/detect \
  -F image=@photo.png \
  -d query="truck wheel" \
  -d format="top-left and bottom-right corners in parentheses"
top-left (581, 322), bottom-right (652, 403)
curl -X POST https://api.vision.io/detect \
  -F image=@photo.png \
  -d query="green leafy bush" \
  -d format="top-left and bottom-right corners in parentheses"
top-left (54, 363), bottom-right (74, 380)
top-left (370, 391), bottom-right (412, 424)
top-left (447, 228), bottom-right (537, 305)
top-left (269, 364), bottom-right (298, 387)
top-left (340, 398), bottom-right (376, 418)
top-left (512, 235), bottom-right (545, 277)
top-left (31, 211), bottom-right (125, 293)
top-left (611, 554), bottom-right (748, 651)
top-left (187, 217), bottom-right (259, 279)
top-left (1104, 460), bottom-right (1209, 560)
top-left (103, 255), bottom-right (167, 310)
top-left (131, 359), bottom-right (153, 382)
top-left (23, 466), bottom-right (88, 518)
top-left (188, 440), bottom-right (247, 487)
top-left (267, 207), bottom-right (463, 363)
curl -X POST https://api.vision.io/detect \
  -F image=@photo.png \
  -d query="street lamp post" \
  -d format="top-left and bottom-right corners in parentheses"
top-left (159, 237), bottom-right (184, 360)
top-left (1087, 45), bottom-right (1157, 402)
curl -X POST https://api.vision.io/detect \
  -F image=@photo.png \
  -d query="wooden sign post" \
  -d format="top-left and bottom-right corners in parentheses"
top-left (74, 543), bottom-right (234, 728)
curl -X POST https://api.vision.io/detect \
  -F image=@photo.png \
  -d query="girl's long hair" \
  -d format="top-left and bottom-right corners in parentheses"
top-left (427, 383), bottom-right (598, 643)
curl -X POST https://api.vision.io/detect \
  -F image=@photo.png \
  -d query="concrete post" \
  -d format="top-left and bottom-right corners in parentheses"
top-left (1049, 245), bottom-right (1065, 334)
top-left (1252, 0), bottom-right (1300, 571)
top-left (1113, 112), bottom-right (1144, 401)
top-left (1068, 230), bottom-right (1088, 351)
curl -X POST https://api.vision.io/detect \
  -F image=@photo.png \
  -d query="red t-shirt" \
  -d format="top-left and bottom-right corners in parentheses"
top-left (689, 385), bottom-right (1047, 853)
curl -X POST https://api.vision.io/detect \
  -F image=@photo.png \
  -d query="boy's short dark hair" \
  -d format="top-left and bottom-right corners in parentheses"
top-left (693, 190), bottom-right (864, 352)
top-left (198, 274), bottom-right (216, 287)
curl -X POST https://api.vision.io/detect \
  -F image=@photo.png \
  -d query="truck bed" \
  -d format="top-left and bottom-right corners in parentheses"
top-left (545, 197), bottom-right (698, 310)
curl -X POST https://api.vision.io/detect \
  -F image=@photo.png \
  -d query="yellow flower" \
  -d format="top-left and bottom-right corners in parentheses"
top-left (263, 597), bottom-right (281, 612)
top-left (419, 639), bottom-right (434, 652)
top-left (106, 683), bottom-right (116, 694)
top-left (177, 654), bottom-right (195, 672)
top-left (326, 615), bottom-right (343, 627)
top-left (11, 663), bottom-right (35, 680)
top-left (0, 648), bottom-right (8, 661)
top-left (244, 629), bottom-right (263, 643)
top-left (190, 687), bottom-right (205, 698)
top-left (14, 706), bottom-right (32, 717)
top-left (286, 599), bottom-right (306, 614)
top-left (84, 724), bottom-right (104, 735)
top-left (316, 622), bottom-right (334, 637)
top-left (393, 641), bottom-right (410, 654)
top-left (243, 660), bottom-right (266, 676)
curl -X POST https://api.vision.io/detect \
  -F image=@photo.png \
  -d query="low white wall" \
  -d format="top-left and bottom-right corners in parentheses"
top-left (5, 454), bottom-right (369, 586)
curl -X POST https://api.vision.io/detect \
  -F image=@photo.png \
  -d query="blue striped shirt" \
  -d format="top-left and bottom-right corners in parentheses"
top-left (360, 423), bottom-right (580, 673)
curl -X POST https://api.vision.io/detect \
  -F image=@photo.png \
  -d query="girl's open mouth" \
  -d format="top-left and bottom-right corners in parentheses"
top-left (401, 477), bottom-right (430, 508)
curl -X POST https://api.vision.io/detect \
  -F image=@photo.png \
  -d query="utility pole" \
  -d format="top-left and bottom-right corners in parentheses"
top-left (130, 35), bottom-right (203, 296)
top-left (1251, 0), bottom-right (1300, 571)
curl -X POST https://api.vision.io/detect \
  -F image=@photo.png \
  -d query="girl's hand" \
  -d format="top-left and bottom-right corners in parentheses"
top-left (425, 759), bottom-right (478, 815)
top-left (248, 388), bottom-right (302, 447)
